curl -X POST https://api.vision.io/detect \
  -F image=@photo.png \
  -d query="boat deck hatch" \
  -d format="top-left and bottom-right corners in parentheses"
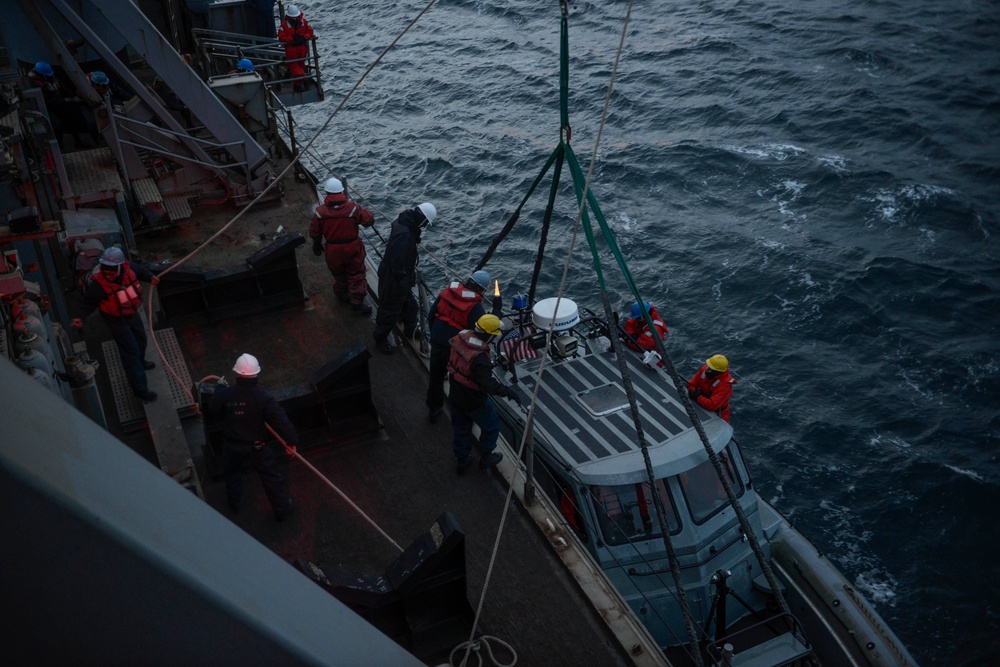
top-left (575, 383), bottom-right (631, 417)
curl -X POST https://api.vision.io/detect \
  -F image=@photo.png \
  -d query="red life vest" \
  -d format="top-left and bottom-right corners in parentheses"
top-left (91, 264), bottom-right (142, 317)
top-left (448, 330), bottom-right (490, 390)
top-left (436, 283), bottom-right (481, 330)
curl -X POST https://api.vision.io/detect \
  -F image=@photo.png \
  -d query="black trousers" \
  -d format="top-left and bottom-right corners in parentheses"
top-left (224, 441), bottom-right (291, 513)
top-left (374, 279), bottom-right (417, 341)
top-left (426, 341), bottom-right (451, 411)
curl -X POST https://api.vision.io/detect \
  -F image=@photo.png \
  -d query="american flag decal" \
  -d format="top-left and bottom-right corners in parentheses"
top-left (501, 327), bottom-right (541, 362)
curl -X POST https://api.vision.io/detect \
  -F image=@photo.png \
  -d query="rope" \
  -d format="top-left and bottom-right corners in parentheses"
top-left (196, 375), bottom-right (404, 551)
top-left (449, 635), bottom-right (517, 667)
top-left (270, 425), bottom-right (404, 553)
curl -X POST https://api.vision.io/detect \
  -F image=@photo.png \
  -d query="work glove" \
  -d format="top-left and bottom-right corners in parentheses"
top-left (506, 386), bottom-right (528, 407)
top-left (312, 239), bottom-right (323, 256)
top-left (687, 388), bottom-right (700, 401)
top-left (492, 295), bottom-right (503, 313)
top-left (292, 35), bottom-right (307, 46)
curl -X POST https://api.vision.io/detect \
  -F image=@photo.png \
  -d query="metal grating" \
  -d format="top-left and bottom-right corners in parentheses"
top-left (132, 178), bottom-right (163, 205)
top-left (0, 108), bottom-right (18, 137)
top-left (102, 328), bottom-right (196, 427)
top-left (153, 328), bottom-right (196, 411)
top-left (164, 195), bottom-right (192, 221)
top-left (102, 339), bottom-right (144, 424)
top-left (64, 148), bottom-right (123, 194)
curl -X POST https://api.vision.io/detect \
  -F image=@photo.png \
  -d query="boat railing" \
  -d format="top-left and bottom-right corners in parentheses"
top-left (191, 28), bottom-right (323, 100)
top-left (704, 612), bottom-right (813, 666)
top-left (110, 112), bottom-right (252, 196)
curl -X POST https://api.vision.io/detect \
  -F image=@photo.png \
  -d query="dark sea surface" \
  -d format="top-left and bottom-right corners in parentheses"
top-left (295, 1), bottom-right (1000, 664)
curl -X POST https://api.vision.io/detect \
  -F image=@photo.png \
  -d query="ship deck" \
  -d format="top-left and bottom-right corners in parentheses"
top-left (85, 161), bottom-right (637, 665)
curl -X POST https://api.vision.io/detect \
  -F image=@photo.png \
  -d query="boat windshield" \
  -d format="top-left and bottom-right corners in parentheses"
top-left (590, 480), bottom-right (680, 546)
top-left (677, 446), bottom-right (744, 525)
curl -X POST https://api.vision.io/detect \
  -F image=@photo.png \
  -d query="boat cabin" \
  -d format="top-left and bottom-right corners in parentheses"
top-left (490, 298), bottom-right (774, 651)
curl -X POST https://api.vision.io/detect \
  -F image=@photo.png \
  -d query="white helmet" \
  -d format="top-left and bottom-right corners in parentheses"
top-left (233, 353), bottom-right (261, 377)
top-left (324, 177), bottom-right (344, 194)
top-left (99, 246), bottom-right (126, 266)
top-left (417, 202), bottom-right (437, 225)
top-left (286, 4), bottom-right (301, 18)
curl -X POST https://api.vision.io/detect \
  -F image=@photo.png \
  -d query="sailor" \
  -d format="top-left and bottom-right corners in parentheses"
top-left (207, 354), bottom-right (298, 521)
top-left (447, 314), bottom-right (525, 474)
top-left (309, 177), bottom-right (376, 314)
top-left (71, 247), bottom-right (158, 403)
top-left (230, 58), bottom-right (255, 75)
top-left (425, 270), bottom-right (502, 423)
top-left (623, 301), bottom-right (668, 352)
top-left (373, 203), bottom-right (435, 354)
top-left (277, 4), bottom-right (314, 92)
top-left (28, 61), bottom-right (89, 147)
top-left (686, 354), bottom-right (737, 423)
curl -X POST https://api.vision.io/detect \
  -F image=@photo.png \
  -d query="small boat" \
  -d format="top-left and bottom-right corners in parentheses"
top-left (465, 4), bottom-right (918, 665)
top-left (486, 296), bottom-right (915, 665)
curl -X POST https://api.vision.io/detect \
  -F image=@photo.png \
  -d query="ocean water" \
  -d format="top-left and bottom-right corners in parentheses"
top-left (296, 1), bottom-right (1000, 663)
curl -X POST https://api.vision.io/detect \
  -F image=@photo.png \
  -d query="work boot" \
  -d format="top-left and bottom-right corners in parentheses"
top-left (350, 302), bottom-right (372, 315)
top-left (134, 388), bottom-right (158, 403)
top-left (479, 452), bottom-right (503, 470)
top-left (376, 337), bottom-right (393, 355)
top-left (227, 496), bottom-right (240, 514)
top-left (456, 457), bottom-right (472, 475)
top-left (428, 408), bottom-right (443, 424)
top-left (141, 359), bottom-right (156, 370)
top-left (275, 499), bottom-right (297, 522)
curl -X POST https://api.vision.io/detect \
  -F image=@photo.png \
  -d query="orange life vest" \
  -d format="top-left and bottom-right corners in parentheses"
top-left (91, 264), bottom-right (142, 317)
top-left (448, 330), bottom-right (490, 390)
top-left (436, 283), bottom-right (481, 330)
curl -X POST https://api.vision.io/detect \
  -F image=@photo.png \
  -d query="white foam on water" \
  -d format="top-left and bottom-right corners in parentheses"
top-left (819, 154), bottom-right (848, 172)
top-left (856, 570), bottom-right (898, 606)
top-left (864, 183), bottom-right (956, 227)
top-left (945, 465), bottom-right (984, 483)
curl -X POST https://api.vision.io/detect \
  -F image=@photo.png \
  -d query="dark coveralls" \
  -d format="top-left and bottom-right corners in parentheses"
top-left (76, 261), bottom-right (154, 395)
top-left (29, 67), bottom-right (89, 146)
top-left (448, 331), bottom-right (520, 464)
top-left (374, 208), bottom-right (423, 345)
top-left (309, 192), bottom-right (375, 305)
top-left (426, 283), bottom-right (501, 414)
top-left (208, 376), bottom-right (297, 517)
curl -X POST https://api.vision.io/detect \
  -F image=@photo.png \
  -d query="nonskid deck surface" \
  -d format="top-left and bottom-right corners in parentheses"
top-left (117, 172), bottom-right (633, 665)
top-left (517, 351), bottom-right (712, 467)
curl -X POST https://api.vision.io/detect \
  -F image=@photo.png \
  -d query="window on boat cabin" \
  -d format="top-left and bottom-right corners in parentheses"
top-left (677, 446), bottom-right (744, 525)
top-left (533, 456), bottom-right (588, 542)
top-left (589, 479), bottom-right (680, 546)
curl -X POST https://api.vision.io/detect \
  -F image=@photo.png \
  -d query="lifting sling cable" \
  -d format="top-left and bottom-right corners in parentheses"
top-left (466, 3), bottom-right (702, 664)
top-left (563, 147), bottom-right (704, 665)
top-left (563, 143), bottom-right (796, 624)
top-left (557, 0), bottom-right (706, 658)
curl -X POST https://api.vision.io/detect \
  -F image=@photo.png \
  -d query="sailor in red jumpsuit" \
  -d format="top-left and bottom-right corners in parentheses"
top-left (277, 5), bottom-right (314, 91)
top-left (687, 354), bottom-right (736, 423)
top-left (309, 177), bottom-right (375, 313)
top-left (623, 301), bottom-right (668, 352)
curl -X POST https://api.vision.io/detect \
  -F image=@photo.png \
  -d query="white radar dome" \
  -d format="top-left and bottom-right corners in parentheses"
top-left (532, 298), bottom-right (580, 332)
